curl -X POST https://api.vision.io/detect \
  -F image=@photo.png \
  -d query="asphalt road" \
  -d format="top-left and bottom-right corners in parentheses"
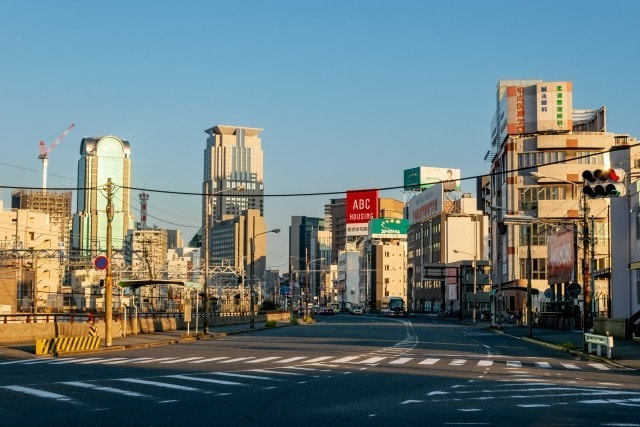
top-left (1, 315), bottom-right (639, 426)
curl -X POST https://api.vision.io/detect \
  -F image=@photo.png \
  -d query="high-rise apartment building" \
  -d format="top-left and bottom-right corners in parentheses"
top-left (72, 136), bottom-right (132, 255)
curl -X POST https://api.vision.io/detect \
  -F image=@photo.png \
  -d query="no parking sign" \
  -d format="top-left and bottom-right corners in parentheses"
top-left (94, 255), bottom-right (109, 270)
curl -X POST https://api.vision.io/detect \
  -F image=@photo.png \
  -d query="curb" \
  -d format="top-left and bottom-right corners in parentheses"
top-left (498, 330), bottom-right (636, 371)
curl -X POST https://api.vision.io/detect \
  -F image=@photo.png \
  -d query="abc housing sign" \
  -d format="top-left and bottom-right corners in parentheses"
top-left (346, 189), bottom-right (379, 237)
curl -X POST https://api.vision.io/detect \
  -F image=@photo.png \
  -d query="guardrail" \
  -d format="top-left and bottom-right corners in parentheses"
top-left (1, 310), bottom-right (273, 324)
top-left (584, 332), bottom-right (614, 358)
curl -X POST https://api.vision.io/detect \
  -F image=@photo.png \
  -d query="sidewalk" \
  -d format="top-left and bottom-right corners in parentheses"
top-left (493, 322), bottom-right (640, 371)
top-left (0, 321), bottom-right (289, 359)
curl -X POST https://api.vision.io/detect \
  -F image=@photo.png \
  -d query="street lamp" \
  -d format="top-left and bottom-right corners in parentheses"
top-left (491, 205), bottom-right (535, 337)
top-left (453, 249), bottom-right (477, 326)
top-left (250, 228), bottom-right (281, 329)
top-left (203, 185), bottom-right (244, 334)
top-left (305, 255), bottom-right (325, 321)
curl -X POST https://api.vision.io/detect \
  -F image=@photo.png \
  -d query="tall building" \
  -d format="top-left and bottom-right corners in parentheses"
top-left (486, 79), bottom-right (628, 325)
top-left (289, 216), bottom-right (327, 302)
top-left (211, 209), bottom-right (266, 280)
top-left (72, 136), bottom-right (132, 255)
top-left (203, 125), bottom-right (264, 222)
top-left (203, 125), bottom-right (264, 269)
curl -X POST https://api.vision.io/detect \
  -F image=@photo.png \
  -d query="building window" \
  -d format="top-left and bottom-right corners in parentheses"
top-left (519, 186), bottom-right (567, 211)
top-left (519, 223), bottom-right (550, 246)
top-left (519, 258), bottom-right (547, 280)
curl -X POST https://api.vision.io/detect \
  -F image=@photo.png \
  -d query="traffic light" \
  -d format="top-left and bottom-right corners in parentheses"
top-left (582, 168), bottom-right (626, 198)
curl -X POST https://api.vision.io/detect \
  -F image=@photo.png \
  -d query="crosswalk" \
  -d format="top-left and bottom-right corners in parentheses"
top-left (0, 365), bottom-right (336, 410)
top-left (0, 354), bottom-right (615, 372)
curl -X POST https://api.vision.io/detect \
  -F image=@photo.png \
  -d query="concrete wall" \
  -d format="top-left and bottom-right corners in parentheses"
top-left (0, 311), bottom-right (291, 345)
top-left (593, 318), bottom-right (627, 339)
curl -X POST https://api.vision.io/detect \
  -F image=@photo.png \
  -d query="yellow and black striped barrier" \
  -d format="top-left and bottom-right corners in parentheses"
top-left (35, 336), bottom-right (101, 356)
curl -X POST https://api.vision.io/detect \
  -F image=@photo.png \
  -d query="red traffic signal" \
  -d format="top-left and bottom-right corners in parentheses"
top-left (582, 168), bottom-right (626, 198)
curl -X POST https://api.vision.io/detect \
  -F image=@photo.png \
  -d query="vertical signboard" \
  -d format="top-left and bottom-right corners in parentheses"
top-left (536, 81), bottom-right (573, 132)
top-left (547, 229), bottom-right (574, 285)
top-left (346, 190), bottom-right (378, 237)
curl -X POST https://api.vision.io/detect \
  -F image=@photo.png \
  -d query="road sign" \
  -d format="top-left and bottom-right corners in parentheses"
top-left (94, 255), bottom-right (109, 270)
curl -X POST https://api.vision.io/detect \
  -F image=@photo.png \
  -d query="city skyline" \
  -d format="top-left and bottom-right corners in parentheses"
top-left (1, 1), bottom-right (639, 270)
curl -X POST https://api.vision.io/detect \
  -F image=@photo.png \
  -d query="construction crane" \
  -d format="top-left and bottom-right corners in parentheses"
top-left (38, 123), bottom-right (75, 192)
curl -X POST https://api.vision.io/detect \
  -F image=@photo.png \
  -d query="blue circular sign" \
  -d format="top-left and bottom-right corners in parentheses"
top-left (94, 255), bottom-right (109, 270)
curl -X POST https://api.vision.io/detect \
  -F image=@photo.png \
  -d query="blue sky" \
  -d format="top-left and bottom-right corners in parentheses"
top-left (1, 1), bottom-right (639, 271)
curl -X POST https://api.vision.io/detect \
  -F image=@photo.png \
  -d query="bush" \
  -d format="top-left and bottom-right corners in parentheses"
top-left (290, 318), bottom-right (299, 325)
top-left (265, 320), bottom-right (277, 328)
top-left (561, 341), bottom-right (576, 351)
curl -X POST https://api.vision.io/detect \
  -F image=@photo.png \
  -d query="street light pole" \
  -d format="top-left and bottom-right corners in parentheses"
top-left (304, 254), bottom-right (324, 321)
top-left (203, 185), bottom-right (244, 335)
top-left (250, 228), bottom-right (280, 329)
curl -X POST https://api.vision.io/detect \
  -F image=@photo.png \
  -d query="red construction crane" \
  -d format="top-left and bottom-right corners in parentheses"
top-left (38, 123), bottom-right (75, 192)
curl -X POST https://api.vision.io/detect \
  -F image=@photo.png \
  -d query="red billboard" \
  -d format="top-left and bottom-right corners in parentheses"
top-left (346, 190), bottom-right (379, 236)
top-left (547, 229), bottom-right (574, 285)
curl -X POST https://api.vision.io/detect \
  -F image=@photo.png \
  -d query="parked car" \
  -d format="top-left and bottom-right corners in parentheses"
top-left (350, 306), bottom-right (363, 315)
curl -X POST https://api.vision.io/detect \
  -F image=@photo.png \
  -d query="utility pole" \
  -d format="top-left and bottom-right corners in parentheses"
top-left (105, 178), bottom-right (114, 347)
top-left (526, 223), bottom-right (533, 338)
top-left (582, 193), bottom-right (591, 346)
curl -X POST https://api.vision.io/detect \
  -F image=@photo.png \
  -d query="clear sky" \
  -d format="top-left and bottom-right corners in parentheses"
top-left (1, 0), bottom-right (639, 272)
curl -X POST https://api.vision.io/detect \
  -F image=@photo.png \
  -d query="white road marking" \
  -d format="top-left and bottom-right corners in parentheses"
top-left (449, 359), bottom-right (467, 366)
top-left (219, 357), bottom-right (256, 364)
top-left (61, 381), bottom-right (148, 397)
top-left (477, 360), bottom-right (493, 367)
top-left (131, 357), bottom-right (178, 364)
top-left (77, 358), bottom-right (112, 365)
top-left (358, 357), bottom-right (387, 364)
top-left (117, 378), bottom-right (200, 391)
top-left (506, 361), bottom-right (522, 368)
top-left (419, 358), bottom-right (440, 365)
top-left (50, 357), bottom-right (102, 365)
top-left (561, 363), bottom-right (580, 370)
top-left (188, 357), bottom-right (230, 364)
top-left (389, 358), bottom-right (412, 365)
top-left (167, 375), bottom-right (244, 386)
top-left (2, 385), bottom-right (74, 402)
top-left (0, 359), bottom-right (56, 365)
top-left (588, 363), bottom-right (610, 371)
top-left (211, 372), bottom-right (282, 381)
top-left (332, 356), bottom-right (361, 363)
top-left (246, 369), bottom-right (305, 376)
top-left (245, 357), bottom-right (282, 364)
top-left (274, 357), bottom-right (307, 364)
top-left (159, 357), bottom-right (205, 364)
top-left (18, 359), bottom-right (56, 365)
top-left (302, 356), bottom-right (333, 364)
top-left (535, 362), bottom-right (551, 369)
top-left (104, 357), bottom-right (152, 365)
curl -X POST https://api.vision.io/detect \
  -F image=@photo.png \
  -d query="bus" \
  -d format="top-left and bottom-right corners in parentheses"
top-left (381, 296), bottom-right (404, 317)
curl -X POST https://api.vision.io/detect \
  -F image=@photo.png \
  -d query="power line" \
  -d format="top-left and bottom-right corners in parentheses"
top-left (1, 141), bottom-right (638, 198)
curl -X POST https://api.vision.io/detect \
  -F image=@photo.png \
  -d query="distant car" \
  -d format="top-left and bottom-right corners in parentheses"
top-left (350, 306), bottom-right (363, 315)
top-left (324, 307), bottom-right (334, 315)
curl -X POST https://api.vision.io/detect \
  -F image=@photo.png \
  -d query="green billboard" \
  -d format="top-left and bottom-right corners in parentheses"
top-left (369, 219), bottom-right (409, 239)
